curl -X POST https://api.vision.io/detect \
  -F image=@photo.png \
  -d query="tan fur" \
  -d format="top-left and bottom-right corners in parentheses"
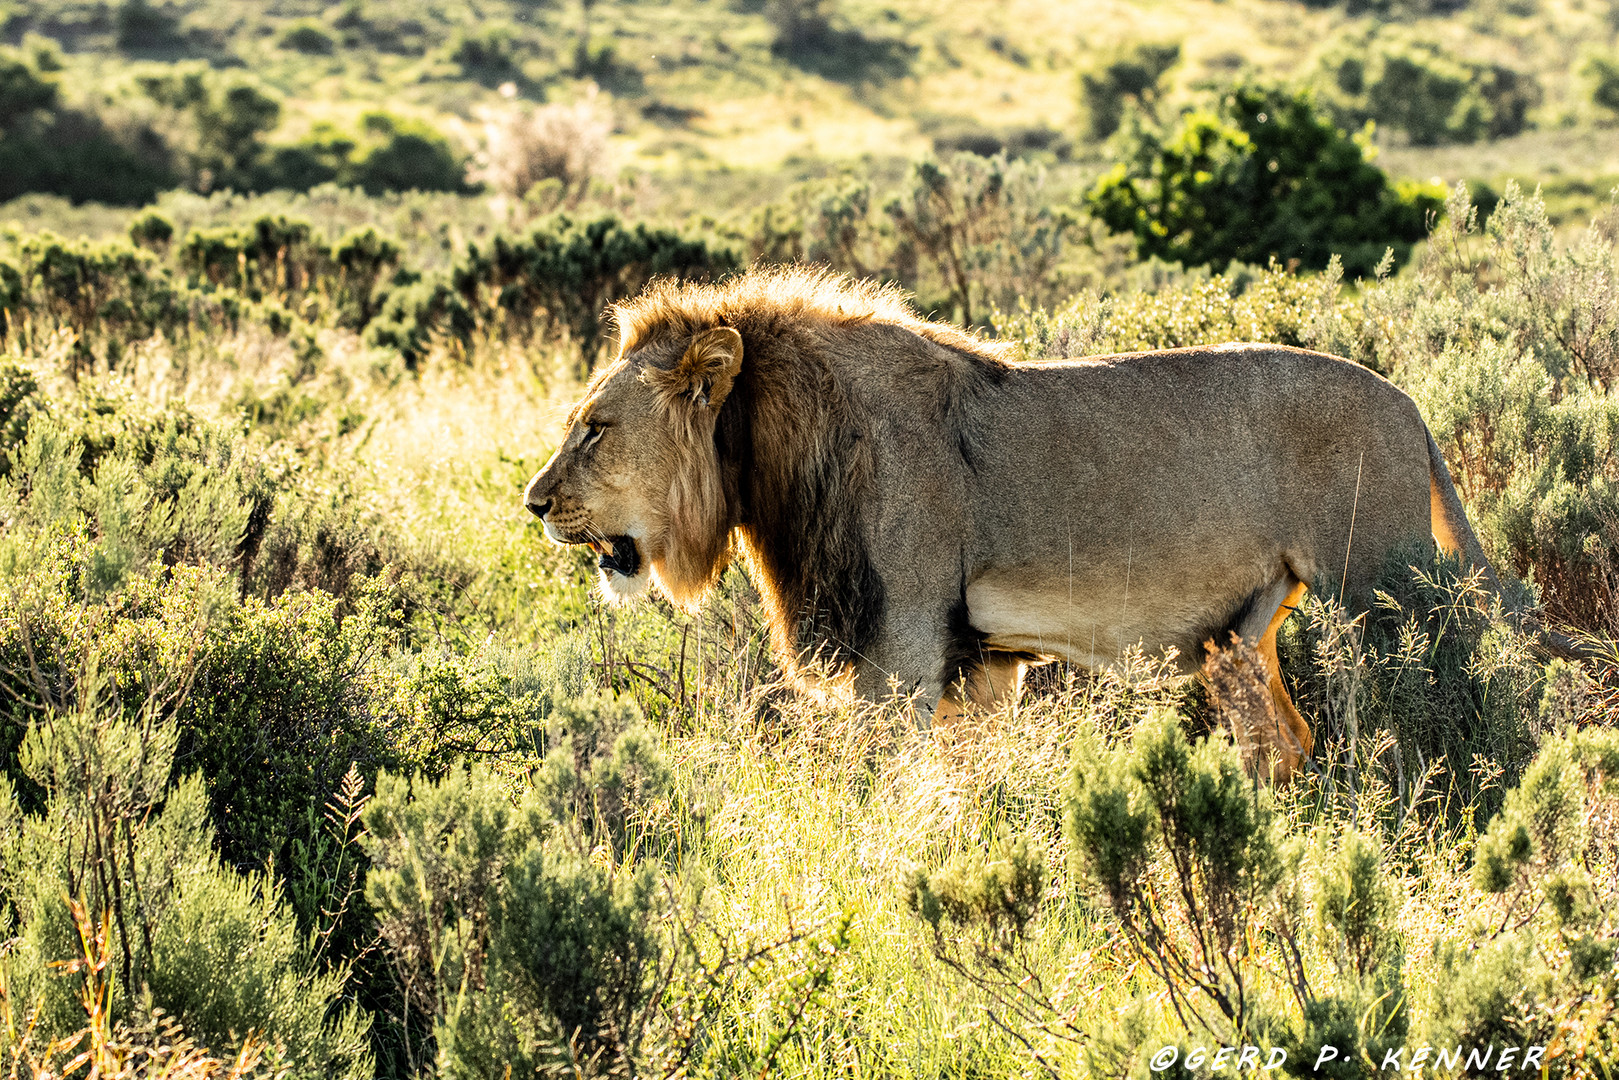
top-left (526, 268), bottom-right (1543, 780)
top-left (640, 328), bottom-right (742, 607)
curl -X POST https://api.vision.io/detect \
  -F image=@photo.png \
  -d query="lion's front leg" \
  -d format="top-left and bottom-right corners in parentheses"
top-left (845, 609), bottom-right (1026, 729)
top-left (935, 651), bottom-right (1026, 724)
top-left (845, 617), bottom-right (956, 722)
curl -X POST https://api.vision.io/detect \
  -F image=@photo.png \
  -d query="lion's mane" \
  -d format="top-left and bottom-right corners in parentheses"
top-left (611, 267), bottom-right (1012, 665)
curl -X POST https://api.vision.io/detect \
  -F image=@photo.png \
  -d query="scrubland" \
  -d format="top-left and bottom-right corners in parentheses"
top-left (4, 0), bottom-right (1619, 1075)
top-left (0, 174), bottom-right (1615, 1078)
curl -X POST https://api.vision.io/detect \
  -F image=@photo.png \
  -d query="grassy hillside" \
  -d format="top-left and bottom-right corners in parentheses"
top-left (6, 0), bottom-right (1619, 225)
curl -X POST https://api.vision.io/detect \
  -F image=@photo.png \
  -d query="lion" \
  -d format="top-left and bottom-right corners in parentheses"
top-left (523, 267), bottom-right (1580, 781)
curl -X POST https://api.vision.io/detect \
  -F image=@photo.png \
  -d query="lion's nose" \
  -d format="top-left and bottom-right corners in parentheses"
top-left (526, 497), bottom-right (552, 520)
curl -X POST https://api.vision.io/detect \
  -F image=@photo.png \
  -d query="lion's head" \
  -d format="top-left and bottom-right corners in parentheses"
top-left (524, 325), bottom-right (743, 610)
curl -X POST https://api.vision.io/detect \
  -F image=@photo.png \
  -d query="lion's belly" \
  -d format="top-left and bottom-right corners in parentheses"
top-left (964, 574), bottom-right (1235, 673)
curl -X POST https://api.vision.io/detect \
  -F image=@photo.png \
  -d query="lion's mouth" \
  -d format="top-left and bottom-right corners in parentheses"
top-left (589, 535), bottom-right (640, 578)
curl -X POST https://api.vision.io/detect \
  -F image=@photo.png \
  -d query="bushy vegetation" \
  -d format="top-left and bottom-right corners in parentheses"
top-left (1088, 85), bottom-right (1446, 274)
top-left (0, 208), bottom-right (734, 372)
top-left (1311, 29), bottom-right (1540, 146)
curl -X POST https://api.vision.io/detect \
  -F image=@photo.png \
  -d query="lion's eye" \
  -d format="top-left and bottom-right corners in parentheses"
top-left (582, 421), bottom-right (606, 446)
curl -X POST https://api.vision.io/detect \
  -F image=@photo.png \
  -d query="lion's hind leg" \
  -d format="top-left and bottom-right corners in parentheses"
top-left (1221, 576), bottom-right (1311, 783)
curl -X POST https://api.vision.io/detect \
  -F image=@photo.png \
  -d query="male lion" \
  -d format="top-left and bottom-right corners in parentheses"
top-left (524, 268), bottom-right (1572, 780)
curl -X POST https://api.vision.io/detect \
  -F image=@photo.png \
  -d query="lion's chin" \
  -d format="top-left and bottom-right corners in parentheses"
top-left (598, 534), bottom-right (649, 601)
top-left (599, 565), bottom-right (651, 601)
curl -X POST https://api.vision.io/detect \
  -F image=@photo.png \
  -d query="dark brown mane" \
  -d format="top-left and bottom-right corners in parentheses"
top-left (611, 265), bottom-right (1013, 369)
top-left (610, 267), bottom-right (1019, 673)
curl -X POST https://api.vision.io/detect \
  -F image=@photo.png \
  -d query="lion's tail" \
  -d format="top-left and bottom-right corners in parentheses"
top-left (1426, 428), bottom-right (1595, 661)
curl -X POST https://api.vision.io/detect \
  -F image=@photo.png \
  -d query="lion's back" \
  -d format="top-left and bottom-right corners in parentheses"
top-left (955, 342), bottom-right (1435, 610)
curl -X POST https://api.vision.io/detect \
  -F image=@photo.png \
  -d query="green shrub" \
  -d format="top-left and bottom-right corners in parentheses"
top-left (0, 261), bottom-right (23, 337)
top-left (1423, 729), bottom-right (1619, 1072)
top-left (397, 212), bottom-right (737, 364)
top-left (1279, 547), bottom-right (1542, 821)
top-left (448, 25), bottom-right (527, 83)
top-left (0, 382), bottom-right (485, 852)
top-left (367, 273), bottom-right (476, 367)
top-left (138, 66), bottom-right (281, 192)
top-left (1329, 182), bottom-right (1619, 630)
top-left (0, 704), bottom-right (372, 1077)
top-left (6, 231), bottom-right (233, 367)
top-left (992, 257), bottom-right (1325, 358)
top-left (1410, 338), bottom-right (1619, 628)
top-left (332, 225), bottom-right (401, 326)
top-left (1064, 715), bottom-right (1410, 1075)
top-left (0, 359), bottom-right (45, 474)
top-left (252, 113), bottom-right (467, 196)
top-left (127, 209), bottom-right (175, 251)
top-left (0, 48), bottom-right (177, 206)
top-left (1077, 41), bottom-right (1180, 142)
top-left (176, 213), bottom-right (329, 295)
top-left (115, 0), bottom-right (187, 53)
top-left (1087, 84), bottom-right (1445, 274)
top-left (348, 112), bottom-right (468, 196)
top-left (1314, 31), bottom-right (1539, 145)
top-left (1585, 54), bottom-right (1619, 118)
top-left (362, 694), bottom-right (673, 1077)
top-left (254, 124), bottom-right (356, 191)
top-left (280, 20), bottom-right (337, 55)
top-left (885, 152), bottom-right (1075, 325)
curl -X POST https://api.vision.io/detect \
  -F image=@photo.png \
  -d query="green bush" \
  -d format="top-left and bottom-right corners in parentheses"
top-left (1325, 182), bottom-right (1619, 630)
top-left (885, 152), bottom-right (1075, 325)
top-left (137, 66), bottom-right (282, 192)
top-left (1077, 41), bottom-right (1180, 142)
top-left (367, 274), bottom-right (477, 367)
top-left (332, 225), bottom-right (401, 325)
top-left (1060, 715), bottom-right (1410, 1074)
top-left (253, 113), bottom-right (467, 196)
top-left (1314, 31), bottom-right (1539, 145)
top-left (362, 694), bottom-right (673, 1076)
top-left (1424, 728), bottom-right (1619, 1072)
top-left (448, 25), bottom-right (528, 83)
top-left (0, 704), bottom-right (372, 1078)
top-left (280, 20), bottom-right (337, 55)
top-left (0, 48), bottom-right (177, 206)
top-left (388, 212), bottom-right (737, 365)
top-left (115, 0), bottom-right (187, 53)
top-left (348, 112), bottom-right (469, 196)
top-left (0, 359), bottom-right (45, 474)
top-left (127, 209), bottom-right (176, 251)
top-left (254, 125), bottom-right (356, 191)
top-left (1588, 54), bottom-right (1619, 118)
top-left (0, 377), bottom-right (494, 846)
top-left (1279, 547), bottom-right (1542, 819)
top-left (992, 257), bottom-right (1324, 359)
top-left (1087, 84), bottom-right (1445, 274)
top-left (176, 213), bottom-right (329, 294)
top-left (1410, 338), bottom-right (1619, 628)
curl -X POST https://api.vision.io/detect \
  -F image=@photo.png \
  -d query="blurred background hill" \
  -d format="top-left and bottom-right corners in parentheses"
top-left (5, 0), bottom-right (1619, 232)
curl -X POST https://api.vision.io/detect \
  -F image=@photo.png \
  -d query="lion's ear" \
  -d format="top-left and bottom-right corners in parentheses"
top-left (651, 327), bottom-right (743, 411)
